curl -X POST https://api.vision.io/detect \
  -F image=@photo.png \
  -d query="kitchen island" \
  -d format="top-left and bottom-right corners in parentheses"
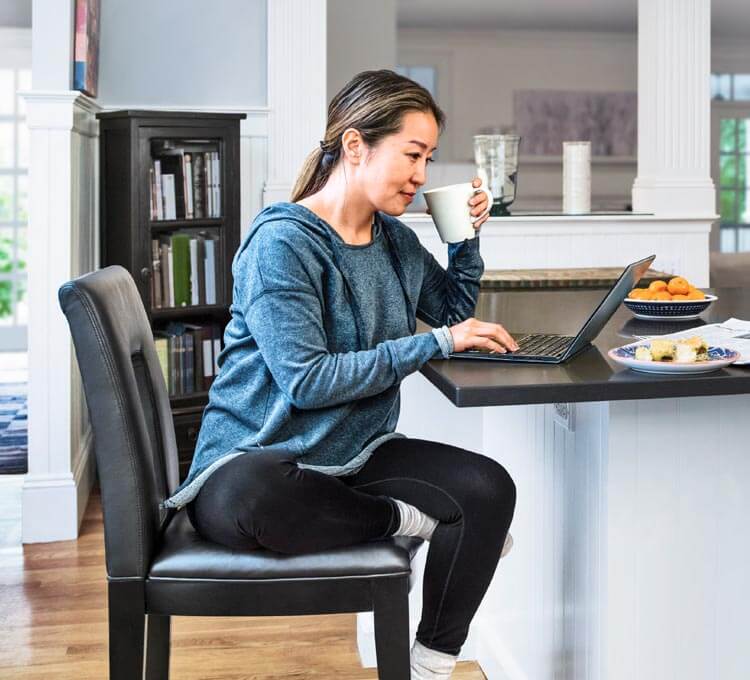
top-left (357, 287), bottom-right (750, 680)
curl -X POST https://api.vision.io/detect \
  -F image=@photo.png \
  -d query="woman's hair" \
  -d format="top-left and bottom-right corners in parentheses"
top-left (291, 69), bottom-right (446, 203)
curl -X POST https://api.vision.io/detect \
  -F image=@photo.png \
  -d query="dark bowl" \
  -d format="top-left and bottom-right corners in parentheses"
top-left (622, 294), bottom-right (717, 318)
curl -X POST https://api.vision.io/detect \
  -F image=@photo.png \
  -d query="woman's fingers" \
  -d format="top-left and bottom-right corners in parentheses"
top-left (472, 211), bottom-right (490, 230)
top-left (469, 192), bottom-right (488, 217)
top-left (476, 322), bottom-right (518, 351)
top-left (481, 336), bottom-right (507, 354)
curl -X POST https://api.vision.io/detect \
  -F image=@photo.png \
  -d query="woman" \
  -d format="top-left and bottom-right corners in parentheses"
top-left (164, 69), bottom-right (517, 680)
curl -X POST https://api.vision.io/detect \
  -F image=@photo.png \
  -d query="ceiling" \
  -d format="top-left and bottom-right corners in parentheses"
top-left (397, 0), bottom-right (750, 38)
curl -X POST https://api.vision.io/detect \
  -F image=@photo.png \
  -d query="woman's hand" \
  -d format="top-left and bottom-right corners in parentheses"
top-left (469, 176), bottom-right (491, 231)
top-left (449, 317), bottom-right (519, 354)
top-left (423, 177), bottom-right (490, 232)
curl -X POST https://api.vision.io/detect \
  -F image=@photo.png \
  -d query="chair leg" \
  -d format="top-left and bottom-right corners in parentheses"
top-left (372, 576), bottom-right (411, 680)
top-left (108, 580), bottom-right (146, 680)
top-left (145, 614), bottom-right (171, 679)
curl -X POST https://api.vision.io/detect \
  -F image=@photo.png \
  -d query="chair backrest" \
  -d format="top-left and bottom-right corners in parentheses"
top-left (58, 266), bottom-right (180, 578)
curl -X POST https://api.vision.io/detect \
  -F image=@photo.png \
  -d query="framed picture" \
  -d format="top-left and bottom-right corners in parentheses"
top-left (73, 0), bottom-right (101, 98)
top-left (514, 90), bottom-right (637, 157)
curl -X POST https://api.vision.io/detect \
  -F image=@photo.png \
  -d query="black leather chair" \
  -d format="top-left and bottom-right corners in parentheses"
top-left (58, 265), bottom-right (423, 679)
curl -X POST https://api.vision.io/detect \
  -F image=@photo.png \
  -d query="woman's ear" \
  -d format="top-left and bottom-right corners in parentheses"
top-left (341, 128), bottom-right (364, 163)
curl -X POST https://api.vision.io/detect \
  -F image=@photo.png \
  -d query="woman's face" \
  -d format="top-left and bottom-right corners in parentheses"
top-left (358, 110), bottom-right (439, 216)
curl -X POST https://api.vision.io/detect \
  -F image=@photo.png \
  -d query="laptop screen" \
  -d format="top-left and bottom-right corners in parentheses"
top-left (562, 254), bottom-right (656, 358)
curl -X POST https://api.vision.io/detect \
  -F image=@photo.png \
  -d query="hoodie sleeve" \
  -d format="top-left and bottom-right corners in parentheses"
top-left (416, 235), bottom-right (484, 328)
top-left (239, 225), bottom-right (445, 410)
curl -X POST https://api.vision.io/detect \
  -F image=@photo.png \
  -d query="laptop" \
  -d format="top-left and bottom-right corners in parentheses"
top-left (450, 254), bottom-right (656, 364)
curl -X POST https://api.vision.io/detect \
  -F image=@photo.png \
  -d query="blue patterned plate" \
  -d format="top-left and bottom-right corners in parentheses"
top-left (608, 342), bottom-right (740, 374)
top-left (622, 294), bottom-right (718, 320)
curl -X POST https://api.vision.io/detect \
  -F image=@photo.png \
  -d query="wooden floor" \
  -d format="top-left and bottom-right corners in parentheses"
top-left (0, 490), bottom-right (486, 679)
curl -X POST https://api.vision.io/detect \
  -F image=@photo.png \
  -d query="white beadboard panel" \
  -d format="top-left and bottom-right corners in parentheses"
top-left (70, 102), bottom-right (99, 480)
top-left (607, 395), bottom-right (750, 680)
top-left (715, 394), bottom-right (750, 680)
top-left (241, 133), bottom-right (269, 239)
top-left (401, 214), bottom-right (711, 286)
top-left (475, 403), bottom-right (567, 679)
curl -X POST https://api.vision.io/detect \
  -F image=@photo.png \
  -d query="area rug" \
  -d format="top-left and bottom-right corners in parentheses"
top-left (0, 383), bottom-right (28, 475)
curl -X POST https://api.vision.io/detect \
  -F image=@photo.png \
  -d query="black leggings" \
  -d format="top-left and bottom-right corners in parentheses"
top-left (187, 437), bottom-right (516, 656)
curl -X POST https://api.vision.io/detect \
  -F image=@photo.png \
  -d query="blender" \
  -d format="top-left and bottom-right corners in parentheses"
top-left (473, 134), bottom-right (521, 216)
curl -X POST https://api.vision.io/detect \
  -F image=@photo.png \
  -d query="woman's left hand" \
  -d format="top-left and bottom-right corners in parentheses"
top-left (469, 177), bottom-right (490, 231)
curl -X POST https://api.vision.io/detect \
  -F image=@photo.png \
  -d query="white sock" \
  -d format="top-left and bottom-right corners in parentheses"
top-left (391, 498), bottom-right (439, 542)
top-left (501, 531), bottom-right (514, 558)
top-left (410, 639), bottom-right (458, 679)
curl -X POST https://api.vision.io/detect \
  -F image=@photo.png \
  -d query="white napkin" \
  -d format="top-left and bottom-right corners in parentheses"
top-left (637, 318), bottom-right (750, 365)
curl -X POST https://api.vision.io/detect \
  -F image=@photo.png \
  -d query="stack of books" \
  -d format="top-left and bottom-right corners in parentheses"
top-left (151, 232), bottom-right (219, 308)
top-left (154, 321), bottom-right (224, 396)
top-left (149, 147), bottom-right (221, 220)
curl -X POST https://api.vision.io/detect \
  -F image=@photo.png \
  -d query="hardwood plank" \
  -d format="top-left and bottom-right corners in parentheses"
top-left (0, 491), bottom-right (486, 679)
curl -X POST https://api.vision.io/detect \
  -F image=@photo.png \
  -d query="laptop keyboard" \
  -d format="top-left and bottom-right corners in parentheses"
top-left (459, 333), bottom-right (575, 358)
top-left (513, 333), bottom-right (573, 358)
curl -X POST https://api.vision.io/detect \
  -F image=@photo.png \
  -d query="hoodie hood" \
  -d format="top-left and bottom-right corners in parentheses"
top-left (235, 202), bottom-right (416, 347)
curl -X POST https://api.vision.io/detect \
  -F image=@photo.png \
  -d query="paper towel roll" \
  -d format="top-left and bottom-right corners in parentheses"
top-left (563, 141), bottom-right (591, 214)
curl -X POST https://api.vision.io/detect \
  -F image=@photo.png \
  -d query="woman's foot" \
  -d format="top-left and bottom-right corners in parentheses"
top-left (410, 639), bottom-right (458, 679)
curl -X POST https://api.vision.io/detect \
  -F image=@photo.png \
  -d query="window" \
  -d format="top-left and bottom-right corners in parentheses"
top-left (395, 65), bottom-right (437, 100)
top-left (0, 65), bottom-right (30, 349)
top-left (717, 118), bottom-right (750, 252)
top-left (711, 73), bottom-right (750, 101)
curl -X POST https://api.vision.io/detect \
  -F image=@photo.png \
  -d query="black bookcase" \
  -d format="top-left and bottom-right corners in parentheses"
top-left (96, 110), bottom-right (246, 480)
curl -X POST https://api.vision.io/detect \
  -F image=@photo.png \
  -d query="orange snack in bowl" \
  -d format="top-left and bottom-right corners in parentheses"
top-left (640, 289), bottom-right (655, 300)
top-left (687, 289), bottom-right (706, 300)
top-left (653, 291), bottom-right (672, 301)
top-left (648, 280), bottom-right (668, 293)
top-left (667, 276), bottom-right (690, 295)
top-left (628, 288), bottom-right (645, 299)
top-left (672, 294), bottom-right (689, 300)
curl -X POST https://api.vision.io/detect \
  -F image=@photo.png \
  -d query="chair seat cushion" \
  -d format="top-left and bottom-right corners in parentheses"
top-left (149, 510), bottom-right (424, 580)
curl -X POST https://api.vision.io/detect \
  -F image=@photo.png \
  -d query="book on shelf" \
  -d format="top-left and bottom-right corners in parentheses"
top-left (149, 147), bottom-right (220, 221)
top-left (151, 231), bottom-right (220, 309)
top-left (153, 321), bottom-right (223, 396)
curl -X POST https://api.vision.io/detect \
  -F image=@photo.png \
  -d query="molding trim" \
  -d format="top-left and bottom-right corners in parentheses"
top-left (0, 27), bottom-right (32, 50)
top-left (397, 27), bottom-right (637, 49)
top-left (21, 428), bottom-right (94, 543)
top-left (96, 104), bottom-right (270, 137)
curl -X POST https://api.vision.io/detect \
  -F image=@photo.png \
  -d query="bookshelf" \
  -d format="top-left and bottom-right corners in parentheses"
top-left (96, 110), bottom-right (246, 480)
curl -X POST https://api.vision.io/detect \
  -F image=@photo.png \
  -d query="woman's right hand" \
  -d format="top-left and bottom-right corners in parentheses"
top-left (449, 317), bottom-right (519, 354)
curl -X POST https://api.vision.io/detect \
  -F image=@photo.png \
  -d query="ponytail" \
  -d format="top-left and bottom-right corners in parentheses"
top-left (290, 143), bottom-right (340, 203)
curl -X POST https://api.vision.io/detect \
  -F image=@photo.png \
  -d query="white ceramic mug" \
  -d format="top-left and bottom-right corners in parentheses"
top-left (422, 180), bottom-right (493, 244)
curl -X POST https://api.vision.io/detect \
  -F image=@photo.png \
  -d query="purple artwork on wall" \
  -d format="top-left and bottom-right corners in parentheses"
top-left (514, 90), bottom-right (637, 156)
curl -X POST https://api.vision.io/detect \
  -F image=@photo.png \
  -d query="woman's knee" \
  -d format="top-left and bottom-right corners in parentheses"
top-left (470, 456), bottom-right (517, 517)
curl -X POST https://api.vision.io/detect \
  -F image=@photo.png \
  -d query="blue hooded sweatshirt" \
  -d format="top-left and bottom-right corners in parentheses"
top-left (163, 202), bottom-right (483, 509)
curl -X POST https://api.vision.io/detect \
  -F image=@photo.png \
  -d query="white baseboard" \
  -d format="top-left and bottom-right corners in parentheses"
top-left (21, 427), bottom-right (95, 543)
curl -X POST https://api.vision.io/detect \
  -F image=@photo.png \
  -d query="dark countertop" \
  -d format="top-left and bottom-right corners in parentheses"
top-left (480, 266), bottom-right (672, 290)
top-left (419, 287), bottom-right (750, 407)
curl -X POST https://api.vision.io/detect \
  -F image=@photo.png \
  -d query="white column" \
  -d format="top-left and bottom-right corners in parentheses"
top-left (632, 0), bottom-right (716, 216)
top-left (21, 92), bottom-right (100, 543)
top-left (263, 0), bottom-right (327, 206)
top-left (22, 0), bottom-right (99, 542)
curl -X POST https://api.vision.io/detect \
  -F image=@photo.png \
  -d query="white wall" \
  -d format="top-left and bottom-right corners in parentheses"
top-left (397, 28), bottom-right (638, 211)
top-left (97, 0), bottom-right (267, 107)
top-left (398, 28), bottom-right (638, 163)
top-left (0, 0), bottom-right (31, 28)
top-left (327, 0), bottom-right (397, 103)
